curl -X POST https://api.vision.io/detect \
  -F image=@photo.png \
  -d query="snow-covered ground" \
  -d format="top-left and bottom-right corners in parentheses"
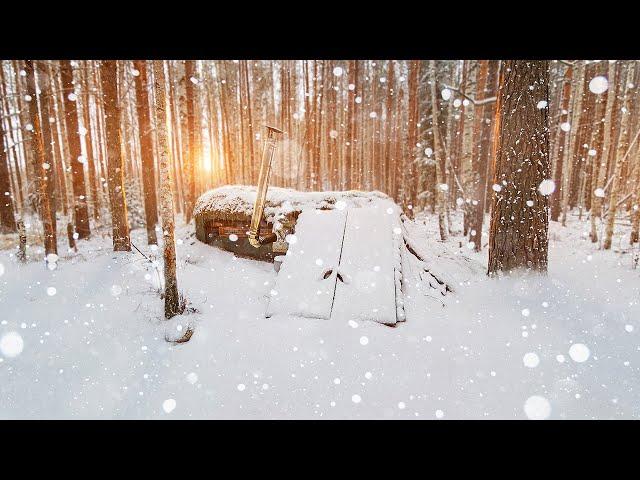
top-left (1, 210), bottom-right (639, 419)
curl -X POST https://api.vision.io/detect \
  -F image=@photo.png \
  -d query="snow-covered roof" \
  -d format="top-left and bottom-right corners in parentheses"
top-left (194, 185), bottom-right (392, 224)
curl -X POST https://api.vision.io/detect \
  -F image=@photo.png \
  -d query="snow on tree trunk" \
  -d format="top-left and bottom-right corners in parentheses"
top-left (488, 60), bottom-right (550, 275)
top-left (152, 60), bottom-right (181, 320)
top-left (100, 61), bottom-right (131, 252)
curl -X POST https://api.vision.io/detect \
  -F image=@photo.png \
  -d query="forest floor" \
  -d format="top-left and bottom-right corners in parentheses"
top-left (1, 210), bottom-right (639, 419)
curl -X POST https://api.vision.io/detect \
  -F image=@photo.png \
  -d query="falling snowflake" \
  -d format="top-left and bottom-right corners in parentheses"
top-left (594, 188), bottom-right (605, 198)
top-left (47, 287), bottom-right (57, 296)
top-left (523, 352), bottom-right (540, 368)
top-left (110, 285), bottom-right (123, 296)
top-left (538, 179), bottom-right (556, 196)
top-left (589, 76), bottom-right (609, 94)
top-left (186, 372), bottom-right (198, 384)
top-left (560, 122), bottom-right (571, 132)
top-left (228, 234), bottom-right (238, 242)
top-left (359, 336), bottom-right (369, 346)
top-left (333, 67), bottom-right (343, 77)
top-left (524, 395), bottom-right (551, 420)
top-left (351, 394), bottom-right (362, 404)
top-left (162, 399), bottom-right (176, 413)
top-left (441, 88), bottom-right (452, 101)
top-left (369, 112), bottom-right (378, 119)
top-left (569, 343), bottom-right (590, 363)
top-left (329, 129), bottom-right (338, 139)
top-left (536, 100), bottom-right (548, 109)
top-left (0, 332), bottom-right (24, 358)
top-left (492, 184), bottom-right (502, 192)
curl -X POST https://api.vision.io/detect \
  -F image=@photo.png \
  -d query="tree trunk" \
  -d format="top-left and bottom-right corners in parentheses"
top-left (0, 88), bottom-right (17, 233)
top-left (429, 61), bottom-right (447, 240)
top-left (562, 62), bottom-right (587, 224)
top-left (100, 61), bottom-right (131, 252)
top-left (468, 60), bottom-right (499, 252)
top-left (590, 62), bottom-right (616, 243)
top-left (407, 60), bottom-right (420, 210)
top-left (487, 60), bottom-right (550, 275)
top-left (550, 65), bottom-right (573, 222)
top-left (81, 61), bottom-right (101, 222)
top-left (133, 60), bottom-right (159, 245)
top-left (24, 60), bottom-right (57, 258)
top-left (184, 60), bottom-right (197, 223)
top-left (60, 60), bottom-right (91, 239)
top-left (152, 60), bottom-right (181, 320)
top-left (603, 66), bottom-right (635, 250)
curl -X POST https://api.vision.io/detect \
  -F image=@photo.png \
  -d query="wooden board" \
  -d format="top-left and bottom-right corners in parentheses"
top-left (266, 209), bottom-right (347, 319)
top-left (332, 207), bottom-right (398, 325)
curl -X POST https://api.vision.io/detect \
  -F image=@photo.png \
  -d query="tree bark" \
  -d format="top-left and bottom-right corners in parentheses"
top-left (0, 88), bottom-right (17, 233)
top-left (487, 60), bottom-right (550, 275)
top-left (603, 65), bottom-right (635, 250)
top-left (550, 65), bottom-right (573, 222)
top-left (24, 60), bottom-right (57, 258)
top-left (429, 61), bottom-right (448, 240)
top-left (589, 62), bottom-right (616, 243)
top-left (100, 61), bottom-right (131, 252)
top-left (152, 60), bottom-right (181, 320)
top-left (468, 60), bottom-right (499, 252)
top-left (184, 60), bottom-right (197, 223)
top-left (133, 60), bottom-right (159, 245)
top-left (60, 60), bottom-right (91, 239)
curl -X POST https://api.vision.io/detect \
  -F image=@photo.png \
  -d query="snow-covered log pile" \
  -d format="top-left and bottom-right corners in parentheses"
top-left (194, 186), bottom-right (392, 260)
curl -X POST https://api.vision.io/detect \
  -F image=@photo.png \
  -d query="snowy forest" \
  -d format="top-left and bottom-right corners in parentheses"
top-left (1, 59), bottom-right (639, 420)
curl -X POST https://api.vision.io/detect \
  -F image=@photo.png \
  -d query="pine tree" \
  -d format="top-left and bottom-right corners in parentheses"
top-left (488, 60), bottom-right (551, 275)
